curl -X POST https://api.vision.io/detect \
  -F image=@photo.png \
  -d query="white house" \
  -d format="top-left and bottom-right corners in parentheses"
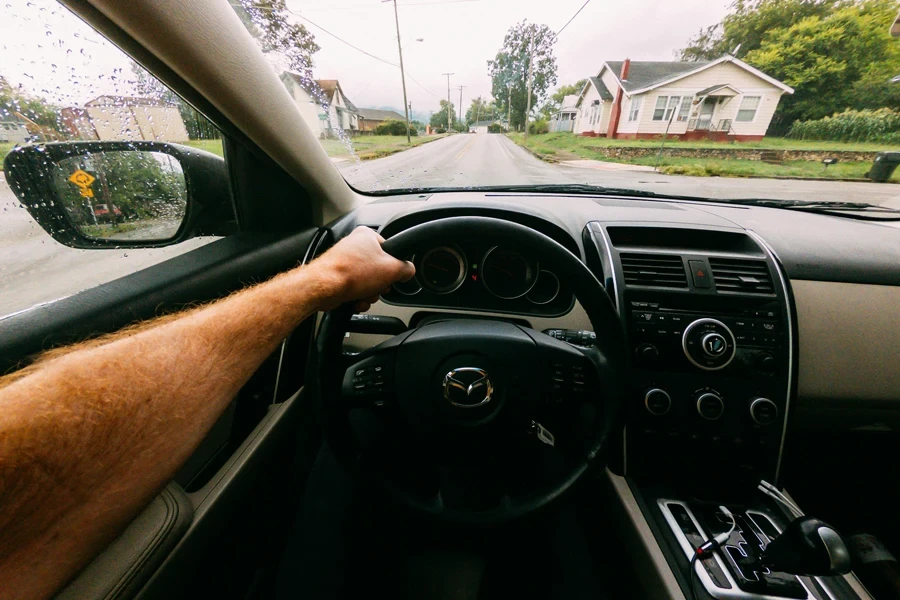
top-left (549, 94), bottom-right (580, 132)
top-left (470, 120), bottom-right (495, 134)
top-left (0, 118), bottom-right (30, 143)
top-left (281, 73), bottom-right (359, 138)
top-left (573, 56), bottom-right (794, 141)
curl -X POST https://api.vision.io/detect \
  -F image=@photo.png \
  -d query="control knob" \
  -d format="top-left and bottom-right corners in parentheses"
top-left (636, 343), bottom-right (660, 367)
top-left (750, 397), bottom-right (779, 425)
top-left (644, 388), bottom-right (671, 416)
top-left (696, 391), bottom-right (725, 420)
top-left (683, 319), bottom-right (736, 371)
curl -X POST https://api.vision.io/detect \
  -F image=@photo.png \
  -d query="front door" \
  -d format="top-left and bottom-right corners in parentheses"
top-left (696, 98), bottom-right (716, 130)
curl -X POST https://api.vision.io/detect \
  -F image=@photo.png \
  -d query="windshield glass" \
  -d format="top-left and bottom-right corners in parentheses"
top-left (229, 0), bottom-right (900, 206)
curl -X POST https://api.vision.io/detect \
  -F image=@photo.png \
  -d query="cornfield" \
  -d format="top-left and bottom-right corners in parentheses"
top-left (789, 109), bottom-right (900, 143)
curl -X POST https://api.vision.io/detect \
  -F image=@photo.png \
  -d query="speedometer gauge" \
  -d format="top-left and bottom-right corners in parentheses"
top-left (481, 247), bottom-right (538, 299)
top-left (419, 246), bottom-right (467, 294)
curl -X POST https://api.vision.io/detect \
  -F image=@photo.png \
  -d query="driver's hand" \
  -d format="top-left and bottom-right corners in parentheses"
top-left (310, 226), bottom-right (415, 312)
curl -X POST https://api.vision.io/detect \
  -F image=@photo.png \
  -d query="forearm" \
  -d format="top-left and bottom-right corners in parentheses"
top-left (0, 260), bottom-right (339, 599)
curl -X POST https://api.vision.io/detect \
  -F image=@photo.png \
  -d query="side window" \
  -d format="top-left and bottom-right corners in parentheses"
top-left (0, 0), bottom-right (223, 318)
top-left (629, 96), bottom-right (642, 122)
top-left (736, 95), bottom-right (761, 122)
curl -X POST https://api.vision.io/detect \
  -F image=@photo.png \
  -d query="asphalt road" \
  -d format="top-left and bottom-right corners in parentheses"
top-left (4, 135), bottom-right (899, 319)
top-left (341, 133), bottom-right (900, 206)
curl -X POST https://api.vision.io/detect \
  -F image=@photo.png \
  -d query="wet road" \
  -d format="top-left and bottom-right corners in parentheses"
top-left (341, 133), bottom-right (900, 206)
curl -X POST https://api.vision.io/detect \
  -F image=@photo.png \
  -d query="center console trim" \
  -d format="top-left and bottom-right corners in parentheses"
top-left (745, 231), bottom-right (794, 483)
top-left (658, 499), bottom-right (816, 600)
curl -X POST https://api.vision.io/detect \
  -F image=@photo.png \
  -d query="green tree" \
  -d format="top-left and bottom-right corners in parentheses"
top-left (487, 21), bottom-right (558, 131)
top-left (465, 96), bottom-right (491, 125)
top-left (676, 0), bottom-right (841, 61)
top-left (540, 79), bottom-right (587, 120)
top-left (430, 99), bottom-right (457, 129)
top-left (230, 0), bottom-right (320, 77)
top-left (0, 75), bottom-right (62, 134)
top-left (744, 0), bottom-right (900, 128)
top-left (128, 63), bottom-right (220, 140)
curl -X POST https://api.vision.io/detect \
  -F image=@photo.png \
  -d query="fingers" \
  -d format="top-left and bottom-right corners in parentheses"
top-left (398, 260), bottom-right (416, 282)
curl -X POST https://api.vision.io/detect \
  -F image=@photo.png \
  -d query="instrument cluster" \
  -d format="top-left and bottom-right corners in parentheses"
top-left (383, 243), bottom-right (573, 316)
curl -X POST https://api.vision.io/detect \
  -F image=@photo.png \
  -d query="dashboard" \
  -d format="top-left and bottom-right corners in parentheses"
top-left (330, 192), bottom-right (900, 481)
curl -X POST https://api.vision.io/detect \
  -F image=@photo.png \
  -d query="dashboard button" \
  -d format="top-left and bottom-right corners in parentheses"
top-left (633, 311), bottom-right (657, 324)
top-left (689, 260), bottom-right (711, 289)
top-left (644, 388), bottom-right (672, 416)
top-left (696, 392), bottom-right (725, 420)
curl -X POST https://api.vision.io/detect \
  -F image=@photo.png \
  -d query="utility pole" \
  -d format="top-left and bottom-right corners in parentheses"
top-left (524, 23), bottom-right (535, 140)
top-left (442, 72), bottom-right (454, 131)
top-left (457, 85), bottom-right (466, 129)
top-left (386, 0), bottom-right (411, 144)
top-left (507, 83), bottom-right (512, 132)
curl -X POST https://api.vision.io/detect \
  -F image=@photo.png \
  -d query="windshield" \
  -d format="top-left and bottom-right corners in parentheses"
top-left (229, 0), bottom-right (900, 206)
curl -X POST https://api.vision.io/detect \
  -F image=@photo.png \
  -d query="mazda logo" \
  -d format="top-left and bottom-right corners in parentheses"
top-left (443, 367), bottom-right (493, 408)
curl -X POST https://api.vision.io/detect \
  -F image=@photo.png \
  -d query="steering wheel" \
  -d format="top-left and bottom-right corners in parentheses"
top-left (317, 216), bottom-right (627, 525)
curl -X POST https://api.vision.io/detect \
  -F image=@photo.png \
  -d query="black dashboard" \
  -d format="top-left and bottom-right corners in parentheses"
top-left (331, 192), bottom-right (900, 483)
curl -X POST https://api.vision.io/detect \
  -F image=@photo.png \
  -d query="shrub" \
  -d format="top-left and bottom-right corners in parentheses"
top-left (788, 108), bottom-right (900, 143)
top-left (487, 123), bottom-right (503, 133)
top-left (436, 127), bottom-right (447, 134)
top-left (373, 120), bottom-right (417, 136)
top-left (528, 119), bottom-right (549, 135)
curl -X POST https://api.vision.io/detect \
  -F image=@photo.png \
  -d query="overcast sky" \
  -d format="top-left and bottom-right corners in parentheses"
top-left (1, 0), bottom-right (731, 116)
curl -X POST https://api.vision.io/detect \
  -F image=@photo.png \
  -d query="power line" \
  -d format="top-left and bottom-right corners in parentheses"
top-left (555, 0), bottom-right (591, 37)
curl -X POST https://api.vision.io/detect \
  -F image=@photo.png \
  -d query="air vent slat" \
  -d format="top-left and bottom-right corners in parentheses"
top-left (620, 253), bottom-right (688, 289)
top-left (709, 258), bottom-right (774, 295)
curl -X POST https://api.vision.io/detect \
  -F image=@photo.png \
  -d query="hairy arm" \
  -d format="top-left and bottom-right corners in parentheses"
top-left (0, 227), bottom-right (414, 600)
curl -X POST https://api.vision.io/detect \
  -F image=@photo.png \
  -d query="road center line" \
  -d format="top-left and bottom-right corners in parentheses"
top-left (454, 137), bottom-right (475, 160)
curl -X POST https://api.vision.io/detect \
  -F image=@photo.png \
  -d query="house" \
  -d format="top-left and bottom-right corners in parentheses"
top-left (0, 117), bottom-right (30, 143)
top-left (470, 120), bottom-right (494, 134)
top-left (357, 108), bottom-right (405, 132)
top-left (549, 95), bottom-right (579, 132)
top-left (573, 56), bottom-right (794, 141)
top-left (60, 96), bottom-right (189, 142)
top-left (280, 73), bottom-right (359, 137)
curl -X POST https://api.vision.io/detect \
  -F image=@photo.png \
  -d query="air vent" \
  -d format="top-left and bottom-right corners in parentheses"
top-left (709, 258), bottom-right (774, 294)
top-left (620, 253), bottom-right (688, 289)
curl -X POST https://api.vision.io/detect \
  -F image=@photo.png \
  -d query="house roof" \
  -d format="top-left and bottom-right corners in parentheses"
top-left (589, 76), bottom-right (613, 101)
top-left (696, 83), bottom-right (741, 97)
top-left (559, 94), bottom-right (579, 112)
top-left (605, 61), bottom-right (712, 92)
top-left (281, 72), bottom-right (360, 112)
top-left (84, 95), bottom-right (172, 107)
top-left (358, 108), bottom-right (405, 121)
top-left (602, 56), bottom-right (794, 96)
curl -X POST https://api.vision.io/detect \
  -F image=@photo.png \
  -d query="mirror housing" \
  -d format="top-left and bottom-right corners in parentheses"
top-left (3, 141), bottom-right (235, 249)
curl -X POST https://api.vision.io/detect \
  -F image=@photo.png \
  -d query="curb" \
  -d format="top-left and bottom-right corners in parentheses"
top-left (351, 133), bottom-right (448, 162)
top-left (509, 138), bottom-right (559, 163)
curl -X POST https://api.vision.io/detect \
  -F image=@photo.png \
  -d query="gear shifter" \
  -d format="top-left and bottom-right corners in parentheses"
top-left (761, 516), bottom-right (852, 576)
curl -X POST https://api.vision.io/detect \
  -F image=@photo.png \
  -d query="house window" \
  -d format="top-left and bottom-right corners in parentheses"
top-left (736, 95), bottom-right (761, 122)
top-left (628, 96), bottom-right (642, 122)
top-left (677, 97), bottom-right (691, 122)
top-left (653, 96), bottom-right (682, 121)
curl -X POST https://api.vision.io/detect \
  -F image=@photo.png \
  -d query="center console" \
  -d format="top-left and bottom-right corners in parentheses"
top-left (585, 223), bottom-right (870, 600)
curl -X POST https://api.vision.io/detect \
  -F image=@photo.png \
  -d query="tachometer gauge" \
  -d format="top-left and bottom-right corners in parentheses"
top-left (419, 246), bottom-right (467, 294)
top-left (481, 246), bottom-right (538, 299)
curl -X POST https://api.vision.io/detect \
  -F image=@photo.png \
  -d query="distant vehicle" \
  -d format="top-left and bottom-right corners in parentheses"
top-left (93, 203), bottom-right (123, 223)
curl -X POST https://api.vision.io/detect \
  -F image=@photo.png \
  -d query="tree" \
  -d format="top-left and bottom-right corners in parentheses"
top-left (430, 99), bottom-right (457, 129)
top-left (230, 0), bottom-right (320, 77)
top-left (128, 62), bottom-right (220, 140)
top-left (465, 96), bottom-right (491, 125)
top-left (0, 75), bottom-right (62, 135)
top-left (540, 79), bottom-right (587, 120)
top-left (676, 0), bottom-right (841, 61)
top-left (744, 0), bottom-right (900, 129)
top-left (487, 21), bottom-right (558, 131)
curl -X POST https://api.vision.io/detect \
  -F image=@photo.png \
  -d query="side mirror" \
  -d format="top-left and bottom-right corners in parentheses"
top-left (3, 141), bottom-right (235, 249)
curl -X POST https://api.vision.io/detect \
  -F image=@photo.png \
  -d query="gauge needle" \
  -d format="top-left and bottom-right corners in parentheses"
top-left (494, 266), bottom-right (514, 277)
top-left (430, 263), bottom-right (450, 273)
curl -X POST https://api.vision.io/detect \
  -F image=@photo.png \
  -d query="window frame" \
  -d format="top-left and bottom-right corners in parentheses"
top-left (652, 95), bottom-right (667, 121)
top-left (676, 97), bottom-right (692, 122)
top-left (628, 96), bottom-right (643, 122)
top-left (736, 95), bottom-right (762, 123)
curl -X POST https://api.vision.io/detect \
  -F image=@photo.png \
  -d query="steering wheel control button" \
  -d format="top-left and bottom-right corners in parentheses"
top-left (750, 398), bottom-right (779, 425)
top-left (343, 357), bottom-right (395, 407)
top-left (443, 367), bottom-right (493, 408)
top-left (547, 360), bottom-right (592, 403)
top-left (644, 388), bottom-right (672, 416)
top-left (696, 392), bottom-right (725, 420)
top-left (688, 260), bottom-right (711, 289)
top-left (683, 318), bottom-right (736, 371)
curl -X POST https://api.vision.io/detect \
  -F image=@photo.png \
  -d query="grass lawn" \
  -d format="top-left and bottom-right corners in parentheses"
top-left (320, 133), bottom-right (447, 160)
top-left (508, 133), bottom-right (900, 181)
top-left (183, 139), bottom-right (224, 157)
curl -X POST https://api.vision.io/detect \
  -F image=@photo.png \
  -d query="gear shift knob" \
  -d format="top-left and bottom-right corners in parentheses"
top-left (761, 516), bottom-right (852, 576)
